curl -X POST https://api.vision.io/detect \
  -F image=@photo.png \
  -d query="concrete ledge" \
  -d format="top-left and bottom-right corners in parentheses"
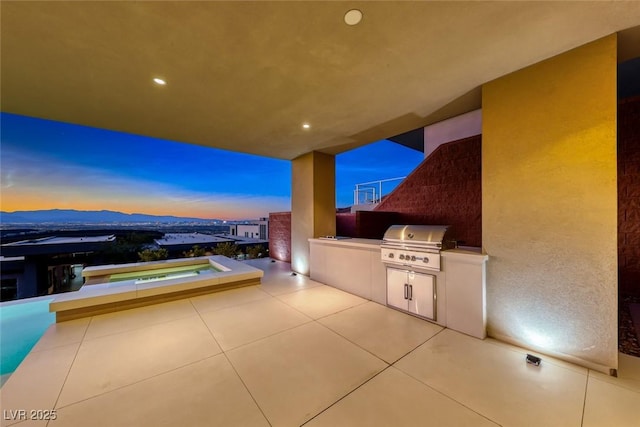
top-left (309, 237), bottom-right (383, 250)
top-left (55, 278), bottom-right (260, 322)
top-left (50, 283), bottom-right (138, 312)
top-left (442, 247), bottom-right (488, 264)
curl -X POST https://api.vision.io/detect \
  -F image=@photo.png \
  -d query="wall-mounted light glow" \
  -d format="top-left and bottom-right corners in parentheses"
top-left (153, 78), bottom-right (167, 85)
top-left (344, 9), bottom-right (363, 26)
top-left (302, 123), bottom-right (311, 129)
top-left (523, 328), bottom-right (554, 350)
top-left (292, 254), bottom-right (309, 276)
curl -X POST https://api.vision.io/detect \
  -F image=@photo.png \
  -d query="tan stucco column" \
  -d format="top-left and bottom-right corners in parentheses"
top-left (291, 151), bottom-right (336, 275)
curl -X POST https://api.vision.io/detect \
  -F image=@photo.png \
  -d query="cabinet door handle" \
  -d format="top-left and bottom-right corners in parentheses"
top-left (409, 284), bottom-right (413, 301)
top-left (404, 284), bottom-right (408, 300)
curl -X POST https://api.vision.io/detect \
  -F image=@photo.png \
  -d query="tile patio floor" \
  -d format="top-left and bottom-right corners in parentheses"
top-left (1, 258), bottom-right (639, 426)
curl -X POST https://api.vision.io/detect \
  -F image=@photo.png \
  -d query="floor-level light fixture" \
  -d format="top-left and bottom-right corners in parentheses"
top-left (526, 354), bottom-right (541, 366)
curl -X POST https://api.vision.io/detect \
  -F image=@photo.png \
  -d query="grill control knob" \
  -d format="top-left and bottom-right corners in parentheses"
top-left (405, 254), bottom-right (410, 259)
top-left (422, 257), bottom-right (430, 263)
top-left (411, 256), bottom-right (416, 262)
top-left (399, 254), bottom-right (405, 260)
top-left (388, 253), bottom-right (394, 259)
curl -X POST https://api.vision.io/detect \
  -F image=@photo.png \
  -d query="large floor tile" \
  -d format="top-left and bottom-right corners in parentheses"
top-left (2, 421), bottom-right (48, 427)
top-left (395, 329), bottom-right (587, 427)
top-left (619, 353), bottom-right (640, 381)
top-left (617, 353), bottom-right (640, 392)
top-left (83, 299), bottom-right (197, 340)
top-left (582, 374), bottom-right (640, 427)
top-left (243, 258), bottom-right (294, 281)
top-left (189, 285), bottom-right (270, 314)
top-left (260, 272), bottom-right (324, 297)
top-left (227, 322), bottom-right (387, 427)
top-left (307, 367), bottom-right (499, 427)
top-left (57, 315), bottom-right (221, 407)
top-left (199, 297), bottom-right (311, 350)
top-left (30, 317), bottom-right (90, 352)
top-left (0, 344), bottom-right (78, 427)
top-left (277, 285), bottom-right (367, 319)
top-left (50, 354), bottom-right (269, 427)
top-left (590, 353), bottom-right (640, 393)
top-left (246, 258), bottom-right (324, 296)
top-left (319, 302), bottom-right (444, 363)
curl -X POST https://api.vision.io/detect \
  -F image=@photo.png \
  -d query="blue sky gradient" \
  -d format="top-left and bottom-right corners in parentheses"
top-left (1, 113), bottom-right (423, 219)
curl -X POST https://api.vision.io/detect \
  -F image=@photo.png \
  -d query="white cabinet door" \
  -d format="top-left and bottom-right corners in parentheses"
top-left (386, 267), bottom-right (409, 310)
top-left (387, 268), bottom-right (436, 321)
top-left (408, 271), bottom-right (435, 320)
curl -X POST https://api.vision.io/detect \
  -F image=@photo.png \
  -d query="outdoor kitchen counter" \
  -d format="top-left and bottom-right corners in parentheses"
top-left (310, 237), bottom-right (382, 248)
top-left (442, 246), bottom-right (488, 339)
top-left (309, 239), bottom-right (489, 339)
top-left (443, 246), bottom-right (487, 256)
top-left (309, 238), bottom-right (386, 304)
top-left (442, 247), bottom-right (489, 264)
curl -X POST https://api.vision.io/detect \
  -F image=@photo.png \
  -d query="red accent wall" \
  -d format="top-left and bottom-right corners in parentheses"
top-left (336, 213), bottom-right (356, 237)
top-left (619, 96), bottom-right (640, 296)
top-left (268, 212), bottom-right (291, 262)
top-left (355, 211), bottom-right (400, 239)
top-left (336, 211), bottom-right (400, 239)
top-left (374, 135), bottom-right (482, 247)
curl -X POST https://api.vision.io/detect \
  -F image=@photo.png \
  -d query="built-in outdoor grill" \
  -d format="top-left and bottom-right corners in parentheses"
top-left (380, 224), bottom-right (454, 272)
top-left (381, 224), bottom-right (455, 322)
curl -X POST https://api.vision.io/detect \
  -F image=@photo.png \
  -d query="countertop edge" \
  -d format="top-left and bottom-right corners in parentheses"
top-left (308, 237), bottom-right (382, 249)
top-left (442, 248), bottom-right (488, 262)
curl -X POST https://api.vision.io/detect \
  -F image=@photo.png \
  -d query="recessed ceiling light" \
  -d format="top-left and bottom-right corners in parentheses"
top-left (153, 78), bottom-right (166, 85)
top-left (302, 123), bottom-right (311, 129)
top-left (344, 9), bottom-right (363, 26)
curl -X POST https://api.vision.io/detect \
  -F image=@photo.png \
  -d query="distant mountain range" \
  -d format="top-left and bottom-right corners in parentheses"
top-left (0, 209), bottom-right (220, 224)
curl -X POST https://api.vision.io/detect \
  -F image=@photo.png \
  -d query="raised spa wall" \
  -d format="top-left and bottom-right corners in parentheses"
top-left (49, 256), bottom-right (263, 322)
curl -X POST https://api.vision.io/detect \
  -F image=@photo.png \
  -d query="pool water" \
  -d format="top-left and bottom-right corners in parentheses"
top-left (0, 296), bottom-right (55, 386)
top-left (108, 263), bottom-right (219, 283)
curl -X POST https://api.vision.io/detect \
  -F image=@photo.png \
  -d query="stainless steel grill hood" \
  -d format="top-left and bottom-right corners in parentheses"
top-left (381, 225), bottom-right (453, 250)
top-left (381, 225), bottom-right (454, 272)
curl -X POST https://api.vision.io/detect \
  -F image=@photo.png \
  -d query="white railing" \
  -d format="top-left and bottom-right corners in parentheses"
top-left (353, 177), bottom-right (406, 205)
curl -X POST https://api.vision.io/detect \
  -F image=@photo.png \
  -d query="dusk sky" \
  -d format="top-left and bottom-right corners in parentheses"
top-left (1, 113), bottom-right (423, 220)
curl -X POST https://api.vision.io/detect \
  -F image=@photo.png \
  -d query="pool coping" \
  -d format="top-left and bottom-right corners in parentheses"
top-left (49, 256), bottom-right (263, 322)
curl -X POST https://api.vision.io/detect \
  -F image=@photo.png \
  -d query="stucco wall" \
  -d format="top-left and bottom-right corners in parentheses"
top-left (336, 211), bottom-right (400, 239)
top-left (291, 152), bottom-right (335, 274)
top-left (482, 35), bottom-right (618, 371)
top-left (424, 109), bottom-right (482, 157)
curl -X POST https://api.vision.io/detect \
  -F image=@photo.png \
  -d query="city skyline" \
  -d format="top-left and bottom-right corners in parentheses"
top-left (1, 113), bottom-right (423, 219)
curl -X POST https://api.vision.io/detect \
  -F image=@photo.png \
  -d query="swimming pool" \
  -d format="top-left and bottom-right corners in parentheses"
top-left (0, 295), bottom-right (55, 386)
top-left (1, 256), bottom-right (263, 381)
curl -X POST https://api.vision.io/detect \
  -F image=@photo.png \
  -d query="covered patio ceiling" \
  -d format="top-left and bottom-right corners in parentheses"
top-left (2, 1), bottom-right (639, 160)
